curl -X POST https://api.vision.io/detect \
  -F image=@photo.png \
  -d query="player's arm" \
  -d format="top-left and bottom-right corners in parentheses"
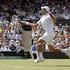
top-left (49, 13), bottom-right (56, 23)
top-left (20, 21), bottom-right (39, 29)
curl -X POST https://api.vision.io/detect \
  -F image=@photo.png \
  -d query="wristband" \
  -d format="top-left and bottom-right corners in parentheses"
top-left (26, 22), bottom-right (30, 25)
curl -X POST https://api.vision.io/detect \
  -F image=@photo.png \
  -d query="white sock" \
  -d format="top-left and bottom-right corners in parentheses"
top-left (35, 51), bottom-right (39, 60)
top-left (39, 52), bottom-right (44, 59)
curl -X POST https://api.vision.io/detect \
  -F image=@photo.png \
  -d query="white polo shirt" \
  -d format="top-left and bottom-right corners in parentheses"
top-left (37, 14), bottom-right (54, 34)
top-left (37, 14), bottom-right (55, 45)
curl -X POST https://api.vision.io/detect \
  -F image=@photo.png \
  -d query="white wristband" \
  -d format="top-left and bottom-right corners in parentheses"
top-left (26, 22), bottom-right (30, 25)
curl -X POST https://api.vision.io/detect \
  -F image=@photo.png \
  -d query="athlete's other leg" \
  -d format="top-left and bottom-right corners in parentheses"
top-left (48, 44), bottom-right (61, 52)
top-left (34, 39), bottom-right (46, 62)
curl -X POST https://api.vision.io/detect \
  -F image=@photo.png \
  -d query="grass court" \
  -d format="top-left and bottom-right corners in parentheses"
top-left (0, 59), bottom-right (70, 70)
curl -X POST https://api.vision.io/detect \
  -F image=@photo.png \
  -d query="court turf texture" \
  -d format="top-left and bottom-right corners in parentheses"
top-left (0, 59), bottom-right (70, 70)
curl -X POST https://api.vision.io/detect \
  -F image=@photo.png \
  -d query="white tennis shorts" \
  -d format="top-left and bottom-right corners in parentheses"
top-left (39, 32), bottom-right (55, 45)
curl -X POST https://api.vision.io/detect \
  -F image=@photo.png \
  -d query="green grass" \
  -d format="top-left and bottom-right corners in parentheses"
top-left (0, 59), bottom-right (70, 70)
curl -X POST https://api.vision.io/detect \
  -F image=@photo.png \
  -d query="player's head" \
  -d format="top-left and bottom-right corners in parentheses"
top-left (41, 6), bottom-right (50, 15)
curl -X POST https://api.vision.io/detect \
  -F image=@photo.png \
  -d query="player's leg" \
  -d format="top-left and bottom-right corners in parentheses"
top-left (34, 33), bottom-right (48, 62)
top-left (34, 40), bottom-right (45, 62)
top-left (48, 44), bottom-right (61, 52)
top-left (48, 44), bottom-right (70, 58)
top-left (43, 33), bottom-right (61, 52)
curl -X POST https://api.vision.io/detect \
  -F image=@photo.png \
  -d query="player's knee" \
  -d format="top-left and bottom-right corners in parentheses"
top-left (36, 43), bottom-right (45, 52)
top-left (36, 43), bottom-right (42, 47)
